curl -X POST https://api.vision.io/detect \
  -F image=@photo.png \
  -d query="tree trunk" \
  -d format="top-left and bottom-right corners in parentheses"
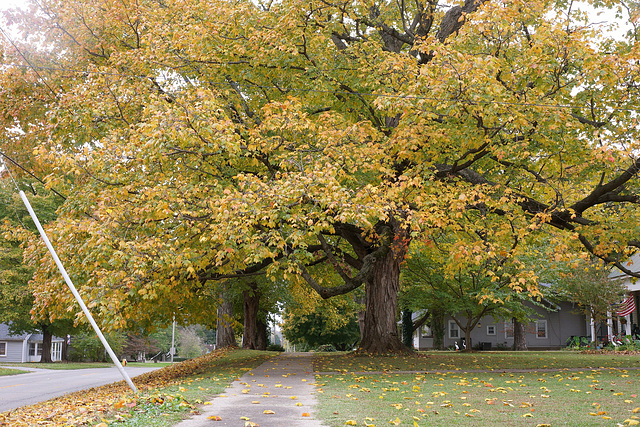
top-left (242, 282), bottom-right (260, 349)
top-left (358, 245), bottom-right (408, 353)
top-left (513, 318), bottom-right (528, 351)
top-left (256, 318), bottom-right (267, 350)
top-left (216, 290), bottom-right (236, 348)
top-left (463, 325), bottom-right (472, 352)
top-left (62, 335), bottom-right (69, 362)
top-left (356, 296), bottom-right (365, 338)
top-left (402, 309), bottom-right (414, 348)
top-left (432, 311), bottom-right (445, 350)
top-left (40, 323), bottom-right (53, 363)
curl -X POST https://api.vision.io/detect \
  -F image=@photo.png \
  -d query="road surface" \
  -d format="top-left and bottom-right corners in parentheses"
top-left (0, 365), bottom-right (160, 412)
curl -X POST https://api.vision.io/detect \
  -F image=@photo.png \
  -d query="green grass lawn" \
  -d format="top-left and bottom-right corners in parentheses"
top-left (314, 350), bottom-right (640, 372)
top-left (314, 351), bottom-right (640, 426)
top-left (0, 367), bottom-right (26, 376)
top-left (126, 362), bottom-right (173, 368)
top-left (0, 361), bottom-right (113, 370)
top-left (315, 369), bottom-right (640, 426)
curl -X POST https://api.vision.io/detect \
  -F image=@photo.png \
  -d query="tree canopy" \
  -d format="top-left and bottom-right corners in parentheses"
top-left (1, 0), bottom-right (639, 352)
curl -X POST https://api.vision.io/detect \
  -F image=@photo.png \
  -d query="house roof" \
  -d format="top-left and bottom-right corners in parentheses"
top-left (0, 323), bottom-right (64, 342)
top-left (0, 323), bottom-right (31, 341)
top-left (608, 252), bottom-right (640, 280)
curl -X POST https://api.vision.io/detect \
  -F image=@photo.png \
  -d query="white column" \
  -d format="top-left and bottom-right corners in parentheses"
top-left (617, 316), bottom-right (622, 336)
top-left (590, 315), bottom-right (596, 343)
top-left (625, 315), bottom-right (631, 335)
top-left (607, 312), bottom-right (613, 342)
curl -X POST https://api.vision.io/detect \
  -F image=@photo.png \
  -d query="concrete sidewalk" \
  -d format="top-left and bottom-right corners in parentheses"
top-left (174, 352), bottom-right (326, 427)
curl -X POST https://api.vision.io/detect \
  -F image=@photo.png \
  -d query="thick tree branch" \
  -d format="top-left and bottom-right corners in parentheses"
top-left (436, 0), bottom-right (486, 42)
top-left (570, 157), bottom-right (640, 215)
top-left (299, 226), bottom-right (394, 299)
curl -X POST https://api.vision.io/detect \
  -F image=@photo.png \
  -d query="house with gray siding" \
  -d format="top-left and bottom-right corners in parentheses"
top-left (413, 299), bottom-right (588, 350)
top-left (0, 323), bottom-right (64, 362)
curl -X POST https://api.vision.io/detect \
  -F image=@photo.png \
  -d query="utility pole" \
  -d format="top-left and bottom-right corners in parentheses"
top-left (170, 315), bottom-right (176, 363)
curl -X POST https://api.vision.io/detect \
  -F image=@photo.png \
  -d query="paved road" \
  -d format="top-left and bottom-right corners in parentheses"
top-left (0, 366), bottom-right (160, 412)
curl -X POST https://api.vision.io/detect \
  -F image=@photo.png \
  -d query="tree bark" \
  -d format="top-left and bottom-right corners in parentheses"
top-left (513, 318), bottom-right (528, 351)
top-left (242, 282), bottom-right (260, 349)
top-left (256, 318), bottom-right (267, 350)
top-left (40, 323), bottom-right (53, 363)
top-left (432, 311), bottom-right (445, 350)
top-left (216, 290), bottom-right (236, 348)
top-left (358, 243), bottom-right (408, 353)
top-left (402, 309), bottom-right (414, 348)
top-left (463, 324), bottom-right (472, 352)
top-left (356, 296), bottom-right (365, 338)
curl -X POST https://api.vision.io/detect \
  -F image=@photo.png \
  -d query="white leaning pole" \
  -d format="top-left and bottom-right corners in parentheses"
top-left (19, 191), bottom-right (138, 393)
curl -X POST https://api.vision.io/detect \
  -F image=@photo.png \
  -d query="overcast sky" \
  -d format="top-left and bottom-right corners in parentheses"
top-left (0, 0), bottom-right (26, 11)
top-left (0, 0), bottom-right (631, 37)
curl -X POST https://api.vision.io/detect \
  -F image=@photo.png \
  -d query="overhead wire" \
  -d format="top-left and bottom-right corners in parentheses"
top-left (0, 152), bottom-right (28, 229)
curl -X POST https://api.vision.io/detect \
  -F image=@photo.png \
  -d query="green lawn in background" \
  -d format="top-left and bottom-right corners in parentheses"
top-left (313, 350), bottom-right (640, 372)
top-left (0, 362), bottom-right (113, 370)
top-left (126, 362), bottom-right (172, 368)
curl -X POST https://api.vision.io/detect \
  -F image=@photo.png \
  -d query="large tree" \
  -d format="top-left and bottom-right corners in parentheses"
top-left (2, 0), bottom-right (640, 353)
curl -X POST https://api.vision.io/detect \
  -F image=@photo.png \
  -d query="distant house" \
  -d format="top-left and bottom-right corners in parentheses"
top-left (0, 323), bottom-right (65, 363)
top-left (413, 299), bottom-right (588, 351)
top-left (414, 261), bottom-right (640, 351)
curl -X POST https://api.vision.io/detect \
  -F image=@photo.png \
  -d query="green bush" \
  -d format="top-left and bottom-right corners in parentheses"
top-left (266, 344), bottom-right (285, 352)
top-left (315, 344), bottom-right (337, 352)
top-left (69, 331), bottom-right (125, 362)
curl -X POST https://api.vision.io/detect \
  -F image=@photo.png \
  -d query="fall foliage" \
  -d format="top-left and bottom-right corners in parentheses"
top-left (1, 0), bottom-right (639, 352)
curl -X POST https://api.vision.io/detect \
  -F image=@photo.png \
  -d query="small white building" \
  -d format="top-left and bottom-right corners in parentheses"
top-left (0, 323), bottom-right (64, 363)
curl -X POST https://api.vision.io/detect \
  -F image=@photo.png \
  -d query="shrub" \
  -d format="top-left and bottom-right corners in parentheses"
top-left (266, 344), bottom-right (285, 352)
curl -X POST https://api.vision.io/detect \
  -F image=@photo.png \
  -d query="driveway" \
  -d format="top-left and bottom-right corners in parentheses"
top-left (0, 365), bottom-right (160, 412)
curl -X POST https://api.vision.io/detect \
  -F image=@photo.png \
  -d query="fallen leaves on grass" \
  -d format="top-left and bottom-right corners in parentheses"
top-left (0, 348), bottom-right (236, 426)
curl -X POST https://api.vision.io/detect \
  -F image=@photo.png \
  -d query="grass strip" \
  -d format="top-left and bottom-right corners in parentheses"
top-left (0, 362), bottom-right (113, 370)
top-left (0, 367), bottom-right (25, 377)
top-left (314, 350), bottom-right (640, 373)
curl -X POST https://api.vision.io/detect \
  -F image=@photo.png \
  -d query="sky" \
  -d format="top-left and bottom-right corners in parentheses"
top-left (0, 0), bottom-right (26, 11)
top-left (0, 0), bottom-right (630, 31)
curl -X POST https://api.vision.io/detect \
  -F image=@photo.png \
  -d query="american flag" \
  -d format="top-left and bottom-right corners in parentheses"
top-left (617, 294), bottom-right (636, 317)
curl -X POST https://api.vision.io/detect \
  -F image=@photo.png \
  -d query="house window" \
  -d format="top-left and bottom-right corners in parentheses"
top-left (486, 325), bottom-right (496, 336)
top-left (448, 321), bottom-right (460, 339)
top-left (0, 342), bottom-right (6, 357)
top-left (504, 321), bottom-right (514, 339)
top-left (29, 343), bottom-right (43, 357)
top-left (536, 320), bottom-right (548, 339)
top-left (421, 325), bottom-right (433, 338)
